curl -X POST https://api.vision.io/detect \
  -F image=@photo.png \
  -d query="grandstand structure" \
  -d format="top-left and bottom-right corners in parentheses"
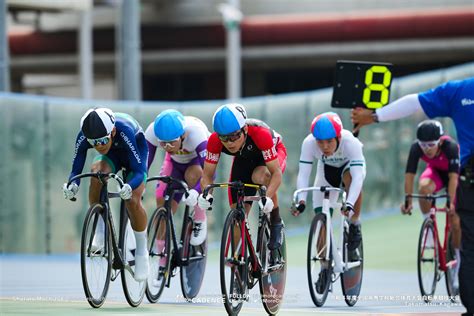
top-left (4, 0), bottom-right (474, 100)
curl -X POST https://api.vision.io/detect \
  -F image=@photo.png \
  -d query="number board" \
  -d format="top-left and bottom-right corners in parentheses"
top-left (331, 60), bottom-right (393, 109)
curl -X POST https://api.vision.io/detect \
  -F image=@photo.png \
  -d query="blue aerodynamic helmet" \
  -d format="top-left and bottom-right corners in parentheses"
top-left (153, 109), bottom-right (186, 141)
top-left (212, 103), bottom-right (247, 135)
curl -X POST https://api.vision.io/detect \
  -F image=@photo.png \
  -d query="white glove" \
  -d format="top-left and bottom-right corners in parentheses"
top-left (120, 184), bottom-right (132, 200)
top-left (63, 182), bottom-right (79, 200)
top-left (259, 197), bottom-right (274, 214)
top-left (183, 189), bottom-right (199, 207)
top-left (198, 193), bottom-right (213, 211)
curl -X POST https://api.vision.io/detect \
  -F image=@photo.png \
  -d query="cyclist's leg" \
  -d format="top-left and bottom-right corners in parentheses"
top-left (184, 161), bottom-right (208, 245)
top-left (155, 152), bottom-right (173, 207)
top-left (229, 156), bottom-right (257, 212)
top-left (121, 135), bottom-right (150, 281)
top-left (251, 166), bottom-right (283, 250)
top-left (340, 165), bottom-right (364, 252)
top-left (228, 157), bottom-right (254, 249)
top-left (418, 166), bottom-right (439, 215)
top-left (88, 156), bottom-right (116, 249)
top-left (89, 155), bottom-right (115, 204)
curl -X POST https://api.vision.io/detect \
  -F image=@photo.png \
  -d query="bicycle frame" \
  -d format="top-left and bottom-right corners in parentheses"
top-left (406, 194), bottom-right (452, 272)
top-left (204, 182), bottom-right (267, 281)
top-left (146, 176), bottom-right (200, 285)
top-left (69, 172), bottom-right (133, 276)
top-left (292, 186), bottom-right (361, 275)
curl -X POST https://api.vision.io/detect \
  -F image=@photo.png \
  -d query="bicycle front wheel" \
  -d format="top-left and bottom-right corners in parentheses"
top-left (417, 218), bottom-right (439, 302)
top-left (120, 217), bottom-right (146, 307)
top-left (81, 203), bottom-right (112, 308)
top-left (258, 217), bottom-right (287, 315)
top-left (307, 213), bottom-right (332, 307)
top-left (180, 216), bottom-right (208, 300)
top-left (146, 208), bottom-right (171, 303)
top-left (220, 209), bottom-right (247, 316)
top-left (341, 223), bottom-right (363, 307)
top-left (445, 230), bottom-right (459, 301)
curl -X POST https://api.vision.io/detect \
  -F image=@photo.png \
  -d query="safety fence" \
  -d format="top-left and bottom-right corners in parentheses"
top-left (0, 62), bottom-right (472, 253)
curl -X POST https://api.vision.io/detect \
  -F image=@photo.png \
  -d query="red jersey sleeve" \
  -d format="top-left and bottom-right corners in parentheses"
top-left (205, 132), bottom-right (223, 164)
top-left (248, 126), bottom-right (279, 163)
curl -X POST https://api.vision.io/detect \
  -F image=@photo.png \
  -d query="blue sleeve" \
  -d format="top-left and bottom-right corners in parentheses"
top-left (68, 132), bottom-right (91, 186)
top-left (418, 81), bottom-right (456, 119)
top-left (120, 129), bottom-right (148, 190)
top-left (195, 140), bottom-right (208, 168)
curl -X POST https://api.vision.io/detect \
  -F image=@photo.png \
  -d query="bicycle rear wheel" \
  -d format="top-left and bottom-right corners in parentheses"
top-left (81, 203), bottom-right (112, 308)
top-left (146, 208), bottom-right (171, 303)
top-left (120, 217), bottom-right (146, 307)
top-left (341, 222), bottom-right (363, 307)
top-left (307, 213), bottom-right (332, 307)
top-left (220, 209), bottom-right (247, 316)
top-left (180, 216), bottom-right (208, 300)
top-left (445, 230), bottom-right (459, 301)
top-left (417, 218), bottom-right (439, 302)
top-left (258, 217), bottom-right (287, 315)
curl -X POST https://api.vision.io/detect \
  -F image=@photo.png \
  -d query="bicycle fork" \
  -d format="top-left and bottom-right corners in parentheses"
top-left (323, 199), bottom-right (360, 274)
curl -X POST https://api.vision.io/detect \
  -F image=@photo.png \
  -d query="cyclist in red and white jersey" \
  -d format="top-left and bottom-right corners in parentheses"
top-left (292, 112), bottom-right (366, 254)
top-left (198, 103), bottom-right (287, 250)
top-left (401, 120), bottom-right (461, 280)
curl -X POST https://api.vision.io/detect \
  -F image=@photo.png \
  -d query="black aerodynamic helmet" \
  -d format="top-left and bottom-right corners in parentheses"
top-left (416, 120), bottom-right (444, 142)
top-left (80, 107), bottom-right (116, 139)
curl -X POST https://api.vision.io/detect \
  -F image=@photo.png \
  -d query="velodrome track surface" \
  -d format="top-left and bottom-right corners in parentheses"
top-left (0, 254), bottom-right (465, 315)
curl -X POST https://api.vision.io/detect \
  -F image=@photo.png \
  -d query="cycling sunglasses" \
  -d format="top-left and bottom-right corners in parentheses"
top-left (88, 135), bottom-right (111, 147)
top-left (218, 129), bottom-right (244, 143)
top-left (159, 138), bottom-right (180, 149)
top-left (418, 140), bottom-right (440, 149)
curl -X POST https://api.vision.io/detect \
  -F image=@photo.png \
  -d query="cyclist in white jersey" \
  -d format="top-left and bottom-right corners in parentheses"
top-left (145, 110), bottom-right (211, 246)
top-left (292, 112), bottom-right (366, 255)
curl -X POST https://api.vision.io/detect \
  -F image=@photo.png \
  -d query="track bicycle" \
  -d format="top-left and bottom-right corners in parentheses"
top-left (203, 181), bottom-right (287, 316)
top-left (145, 176), bottom-right (207, 303)
top-left (67, 171), bottom-right (146, 308)
top-left (405, 193), bottom-right (458, 302)
top-left (292, 186), bottom-right (363, 307)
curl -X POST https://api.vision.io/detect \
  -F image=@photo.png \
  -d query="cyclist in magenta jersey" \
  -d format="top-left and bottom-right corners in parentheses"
top-left (351, 78), bottom-right (474, 315)
top-left (198, 103), bottom-right (287, 250)
top-left (62, 108), bottom-right (149, 281)
top-left (402, 120), bottom-right (461, 284)
top-left (292, 112), bottom-right (366, 258)
top-left (145, 109), bottom-right (211, 246)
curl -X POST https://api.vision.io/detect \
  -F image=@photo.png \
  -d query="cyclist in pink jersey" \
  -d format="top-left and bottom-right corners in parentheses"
top-left (401, 120), bottom-right (461, 284)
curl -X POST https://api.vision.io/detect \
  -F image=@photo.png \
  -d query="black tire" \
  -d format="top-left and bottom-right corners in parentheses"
top-left (445, 230), bottom-right (459, 301)
top-left (417, 218), bottom-right (439, 302)
top-left (180, 216), bottom-right (208, 300)
top-left (341, 221), bottom-right (363, 307)
top-left (220, 209), bottom-right (246, 316)
top-left (80, 203), bottom-right (112, 308)
top-left (307, 213), bottom-right (332, 307)
top-left (146, 208), bottom-right (171, 303)
top-left (258, 217), bottom-right (287, 315)
top-left (120, 213), bottom-right (146, 307)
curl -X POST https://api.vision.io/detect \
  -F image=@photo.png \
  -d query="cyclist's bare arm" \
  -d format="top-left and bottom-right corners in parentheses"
top-left (264, 158), bottom-right (282, 200)
top-left (447, 172), bottom-right (458, 212)
top-left (402, 173), bottom-right (416, 213)
top-left (201, 161), bottom-right (217, 193)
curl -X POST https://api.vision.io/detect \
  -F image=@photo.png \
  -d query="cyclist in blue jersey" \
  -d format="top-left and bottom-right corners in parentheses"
top-left (62, 108), bottom-right (149, 282)
top-left (352, 78), bottom-right (474, 315)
